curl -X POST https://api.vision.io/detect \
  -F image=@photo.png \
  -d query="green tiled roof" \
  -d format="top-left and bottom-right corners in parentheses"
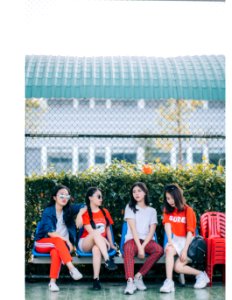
top-left (25, 55), bottom-right (225, 101)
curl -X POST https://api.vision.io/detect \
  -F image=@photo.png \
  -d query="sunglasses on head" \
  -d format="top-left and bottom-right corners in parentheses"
top-left (165, 185), bottom-right (177, 191)
top-left (58, 194), bottom-right (71, 200)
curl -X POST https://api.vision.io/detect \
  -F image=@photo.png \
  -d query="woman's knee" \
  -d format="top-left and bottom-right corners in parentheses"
top-left (165, 245), bottom-right (175, 256)
top-left (52, 237), bottom-right (65, 244)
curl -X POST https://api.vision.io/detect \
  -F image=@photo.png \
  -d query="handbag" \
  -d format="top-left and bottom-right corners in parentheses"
top-left (187, 235), bottom-right (206, 264)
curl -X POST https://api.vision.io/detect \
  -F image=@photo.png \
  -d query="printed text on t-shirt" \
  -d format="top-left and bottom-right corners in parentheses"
top-left (169, 216), bottom-right (186, 223)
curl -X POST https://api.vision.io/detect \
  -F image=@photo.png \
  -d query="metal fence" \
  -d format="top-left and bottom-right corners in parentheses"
top-left (25, 98), bottom-right (225, 176)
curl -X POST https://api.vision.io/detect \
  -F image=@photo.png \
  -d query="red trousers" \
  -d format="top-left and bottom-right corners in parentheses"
top-left (123, 239), bottom-right (164, 280)
top-left (35, 237), bottom-right (72, 279)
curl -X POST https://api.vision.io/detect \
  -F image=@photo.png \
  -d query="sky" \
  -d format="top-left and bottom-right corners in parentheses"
top-left (0, 0), bottom-right (231, 298)
top-left (25, 0), bottom-right (226, 57)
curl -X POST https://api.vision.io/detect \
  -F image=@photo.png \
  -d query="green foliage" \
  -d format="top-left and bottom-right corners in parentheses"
top-left (25, 161), bottom-right (225, 268)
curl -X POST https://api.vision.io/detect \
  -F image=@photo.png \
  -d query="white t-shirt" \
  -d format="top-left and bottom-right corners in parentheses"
top-left (124, 204), bottom-right (158, 242)
top-left (56, 211), bottom-right (69, 240)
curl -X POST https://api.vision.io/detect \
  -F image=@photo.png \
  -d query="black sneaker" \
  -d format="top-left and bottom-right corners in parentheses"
top-left (93, 278), bottom-right (101, 290)
top-left (105, 257), bottom-right (118, 271)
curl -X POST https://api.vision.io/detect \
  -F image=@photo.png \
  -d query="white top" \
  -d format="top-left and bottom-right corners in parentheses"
top-left (56, 211), bottom-right (69, 240)
top-left (124, 204), bottom-right (158, 243)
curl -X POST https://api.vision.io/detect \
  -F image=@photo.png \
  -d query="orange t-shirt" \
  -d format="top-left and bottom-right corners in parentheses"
top-left (80, 208), bottom-right (114, 238)
top-left (162, 205), bottom-right (196, 237)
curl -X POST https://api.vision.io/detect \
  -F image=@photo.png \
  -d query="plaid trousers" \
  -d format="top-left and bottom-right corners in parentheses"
top-left (123, 239), bottom-right (164, 280)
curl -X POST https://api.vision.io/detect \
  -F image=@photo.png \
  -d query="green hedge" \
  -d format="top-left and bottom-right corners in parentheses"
top-left (25, 161), bottom-right (225, 265)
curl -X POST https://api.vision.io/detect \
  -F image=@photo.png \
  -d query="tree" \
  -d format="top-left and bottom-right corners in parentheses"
top-left (155, 98), bottom-right (204, 165)
top-left (25, 98), bottom-right (47, 133)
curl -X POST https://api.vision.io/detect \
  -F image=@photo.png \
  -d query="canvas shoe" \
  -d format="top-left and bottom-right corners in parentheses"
top-left (48, 282), bottom-right (60, 292)
top-left (134, 276), bottom-right (147, 291)
top-left (93, 278), bottom-right (101, 290)
top-left (124, 279), bottom-right (137, 295)
top-left (105, 257), bottom-right (118, 271)
top-left (194, 271), bottom-right (210, 289)
top-left (69, 267), bottom-right (83, 280)
top-left (160, 279), bottom-right (175, 293)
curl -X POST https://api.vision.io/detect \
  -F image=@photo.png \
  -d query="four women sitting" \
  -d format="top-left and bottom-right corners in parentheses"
top-left (35, 182), bottom-right (210, 293)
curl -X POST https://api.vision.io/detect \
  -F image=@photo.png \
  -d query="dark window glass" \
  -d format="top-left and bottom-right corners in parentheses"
top-left (112, 153), bottom-right (136, 164)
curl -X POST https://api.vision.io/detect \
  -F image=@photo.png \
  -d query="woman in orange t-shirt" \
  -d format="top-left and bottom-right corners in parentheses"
top-left (77, 187), bottom-right (117, 290)
top-left (160, 184), bottom-right (209, 293)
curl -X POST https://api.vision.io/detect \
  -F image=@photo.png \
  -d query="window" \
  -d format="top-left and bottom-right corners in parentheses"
top-left (145, 150), bottom-right (170, 165)
top-left (25, 147), bottom-right (41, 176)
top-left (95, 148), bottom-right (105, 165)
top-left (78, 99), bottom-right (89, 107)
top-left (47, 98), bottom-right (73, 108)
top-left (209, 153), bottom-right (225, 166)
top-left (208, 101), bottom-right (225, 110)
top-left (47, 149), bottom-right (72, 173)
top-left (79, 152), bottom-right (88, 172)
top-left (176, 152), bottom-right (187, 165)
top-left (111, 100), bottom-right (137, 108)
top-left (193, 153), bottom-right (203, 164)
top-left (112, 152), bottom-right (136, 164)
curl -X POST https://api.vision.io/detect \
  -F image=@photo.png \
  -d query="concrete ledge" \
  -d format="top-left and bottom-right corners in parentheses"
top-left (30, 255), bottom-right (166, 264)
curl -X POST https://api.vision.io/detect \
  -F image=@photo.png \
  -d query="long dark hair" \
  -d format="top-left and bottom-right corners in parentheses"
top-left (163, 183), bottom-right (186, 213)
top-left (85, 187), bottom-right (110, 229)
top-left (47, 184), bottom-right (73, 225)
top-left (129, 182), bottom-right (150, 213)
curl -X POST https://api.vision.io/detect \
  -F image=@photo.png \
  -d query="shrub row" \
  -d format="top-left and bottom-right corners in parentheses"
top-left (25, 161), bottom-right (225, 266)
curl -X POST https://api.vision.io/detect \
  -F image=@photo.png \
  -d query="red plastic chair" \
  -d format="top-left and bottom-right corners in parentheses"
top-left (200, 212), bottom-right (225, 286)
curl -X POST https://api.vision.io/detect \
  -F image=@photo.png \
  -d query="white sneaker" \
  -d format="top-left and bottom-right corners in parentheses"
top-left (194, 271), bottom-right (210, 289)
top-left (134, 276), bottom-right (147, 291)
top-left (124, 279), bottom-right (137, 295)
top-left (48, 282), bottom-right (60, 292)
top-left (69, 267), bottom-right (83, 280)
top-left (160, 279), bottom-right (175, 293)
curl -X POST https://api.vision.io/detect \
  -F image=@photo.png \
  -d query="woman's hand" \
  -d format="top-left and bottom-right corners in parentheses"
top-left (180, 248), bottom-right (188, 262)
top-left (167, 240), bottom-right (174, 248)
top-left (110, 243), bottom-right (117, 251)
top-left (138, 246), bottom-right (145, 259)
top-left (67, 240), bottom-right (74, 253)
top-left (75, 207), bottom-right (87, 228)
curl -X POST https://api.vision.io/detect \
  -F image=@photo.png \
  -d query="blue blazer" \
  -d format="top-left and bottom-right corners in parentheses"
top-left (35, 203), bottom-right (84, 245)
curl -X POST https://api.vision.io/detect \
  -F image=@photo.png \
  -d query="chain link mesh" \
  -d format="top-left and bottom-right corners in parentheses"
top-left (25, 98), bottom-right (225, 176)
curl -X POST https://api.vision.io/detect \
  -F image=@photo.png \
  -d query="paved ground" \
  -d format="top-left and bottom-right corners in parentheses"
top-left (25, 281), bottom-right (225, 300)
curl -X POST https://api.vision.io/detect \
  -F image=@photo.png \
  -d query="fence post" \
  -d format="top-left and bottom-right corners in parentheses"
top-left (105, 146), bottom-right (111, 166)
top-left (72, 146), bottom-right (78, 174)
top-left (137, 147), bottom-right (145, 167)
top-left (203, 144), bottom-right (209, 163)
top-left (171, 145), bottom-right (177, 168)
top-left (187, 145), bottom-right (193, 165)
top-left (89, 145), bottom-right (95, 168)
top-left (41, 146), bottom-right (47, 174)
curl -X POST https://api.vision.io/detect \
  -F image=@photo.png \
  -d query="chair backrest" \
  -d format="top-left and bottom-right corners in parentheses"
top-left (120, 222), bottom-right (158, 256)
top-left (32, 221), bottom-right (51, 257)
top-left (34, 221), bottom-right (42, 237)
top-left (200, 212), bottom-right (225, 239)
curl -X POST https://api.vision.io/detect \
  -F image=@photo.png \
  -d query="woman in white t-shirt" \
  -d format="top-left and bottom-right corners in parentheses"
top-left (123, 182), bottom-right (164, 295)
